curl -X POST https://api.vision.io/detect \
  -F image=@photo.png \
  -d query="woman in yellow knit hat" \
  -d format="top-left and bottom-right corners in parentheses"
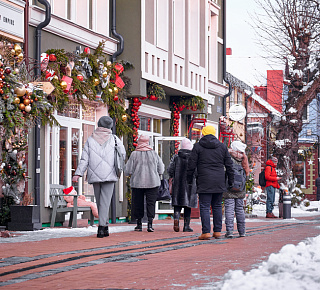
top-left (187, 125), bottom-right (235, 240)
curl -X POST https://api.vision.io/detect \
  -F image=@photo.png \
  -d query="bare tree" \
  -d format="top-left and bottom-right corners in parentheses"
top-left (252, 0), bottom-right (320, 188)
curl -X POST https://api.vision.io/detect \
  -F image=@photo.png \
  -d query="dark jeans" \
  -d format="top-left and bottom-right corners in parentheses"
top-left (199, 192), bottom-right (223, 234)
top-left (132, 187), bottom-right (159, 220)
top-left (174, 206), bottom-right (191, 218)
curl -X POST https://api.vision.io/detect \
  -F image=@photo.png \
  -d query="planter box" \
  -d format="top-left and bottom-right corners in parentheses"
top-left (8, 205), bottom-right (42, 231)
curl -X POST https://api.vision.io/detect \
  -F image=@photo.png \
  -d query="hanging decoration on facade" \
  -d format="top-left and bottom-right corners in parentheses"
top-left (298, 141), bottom-right (319, 160)
top-left (42, 41), bottom-right (132, 136)
top-left (0, 39), bottom-right (54, 209)
top-left (147, 83), bottom-right (166, 101)
top-left (0, 39), bottom-right (133, 218)
top-left (169, 96), bottom-right (205, 154)
top-left (172, 102), bottom-right (182, 154)
top-left (130, 97), bottom-right (141, 147)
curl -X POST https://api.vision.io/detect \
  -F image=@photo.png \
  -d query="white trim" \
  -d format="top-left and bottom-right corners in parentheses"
top-left (247, 113), bottom-right (269, 118)
top-left (7, 0), bottom-right (25, 7)
top-left (29, 6), bottom-right (118, 55)
top-left (138, 104), bottom-right (171, 119)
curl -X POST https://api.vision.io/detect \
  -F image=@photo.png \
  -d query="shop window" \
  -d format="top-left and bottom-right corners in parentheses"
top-left (82, 104), bottom-right (95, 121)
top-left (153, 118), bottom-right (161, 134)
top-left (293, 160), bottom-right (305, 187)
top-left (139, 116), bottom-right (151, 131)
top-left (57, 103), bottom-right (80, 119)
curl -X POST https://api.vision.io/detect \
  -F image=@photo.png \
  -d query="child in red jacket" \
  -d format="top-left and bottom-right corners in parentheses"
top-left (265, 156), bottom-right (281, 218)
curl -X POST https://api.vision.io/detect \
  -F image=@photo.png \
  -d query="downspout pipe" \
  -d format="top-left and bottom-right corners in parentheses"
top-left (222, 0), bottom-right (232, 117)
top-left (110, 0), bottom-right (124, 224)
top-left (111, 0), bottom-right (124, 63)
top-left (34, 0), bottom-right (51, 211)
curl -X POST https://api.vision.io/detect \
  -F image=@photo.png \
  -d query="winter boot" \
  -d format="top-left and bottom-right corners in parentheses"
top-left (134, 219), bottom-right (142, 232)
top-left (173, 211), bottom-right (180, 232)
top-left (104, 226), bottom-right (109, 237)
top-left (198, 233), bottom-right (211, 240)
top-left (183, 217), bottom-right (193, 232)
top-left (212, 232), bottom-right (222, 239)
top-left (97, 226), bottom-right (105, 238)
top-left (147, 219), bottom-right (154, 232)
top-left (225, 231), bottom-right (233, 238)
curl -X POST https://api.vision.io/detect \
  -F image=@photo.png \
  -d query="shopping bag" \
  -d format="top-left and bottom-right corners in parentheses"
top-left (157, 179), bottom-right (171, 201)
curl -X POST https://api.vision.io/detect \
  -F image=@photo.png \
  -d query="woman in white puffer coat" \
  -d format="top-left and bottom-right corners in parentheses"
top-left (72, 116), bottom-right (126, 238)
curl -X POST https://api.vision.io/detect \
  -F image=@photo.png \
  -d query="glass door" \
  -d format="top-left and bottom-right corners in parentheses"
top-left (154, 136), bottom-right (186, 215)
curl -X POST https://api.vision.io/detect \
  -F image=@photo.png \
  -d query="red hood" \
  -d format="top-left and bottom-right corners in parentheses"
top-left (266, 160), bottom-right (276, 168)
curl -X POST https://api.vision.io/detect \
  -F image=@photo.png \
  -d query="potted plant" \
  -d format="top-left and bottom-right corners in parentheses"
top-left (147, 83), bottom-right (166, 101)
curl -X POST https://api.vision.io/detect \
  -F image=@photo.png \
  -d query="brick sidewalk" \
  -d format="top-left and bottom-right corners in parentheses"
top-left (1, 215), bottom-right (320, 289)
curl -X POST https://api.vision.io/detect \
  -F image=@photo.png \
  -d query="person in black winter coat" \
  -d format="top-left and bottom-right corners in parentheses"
top-left (315, 173), bottom-right (320, 201)
top-left (168, 138), bottom-right (197, 232)
top-left (187, 125), bottom-right (234, 240)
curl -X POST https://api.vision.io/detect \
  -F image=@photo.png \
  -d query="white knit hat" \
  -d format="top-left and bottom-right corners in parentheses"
top-left (231, 140), bottom-right (246, 153)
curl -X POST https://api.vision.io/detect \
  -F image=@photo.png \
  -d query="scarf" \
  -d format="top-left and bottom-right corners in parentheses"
top-left (92, 127), bottom-right (112, 145)
top-left (136, 135), bottom-right (153, 151)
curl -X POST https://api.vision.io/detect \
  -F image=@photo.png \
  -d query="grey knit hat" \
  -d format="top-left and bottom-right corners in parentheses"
top-left (97, 116), bottom-right (113, 129)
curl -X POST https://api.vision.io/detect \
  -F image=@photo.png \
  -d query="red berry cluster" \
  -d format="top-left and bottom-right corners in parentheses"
top-left (172, 102), bottom-right (184, 154)
top-left (131, 97), bottom-right (141, 147)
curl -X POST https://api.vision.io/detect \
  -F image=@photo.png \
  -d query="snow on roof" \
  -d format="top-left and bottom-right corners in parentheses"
top-left (249, 93), bottom-right (282, 117)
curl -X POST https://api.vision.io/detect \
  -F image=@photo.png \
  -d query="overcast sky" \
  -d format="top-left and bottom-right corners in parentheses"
top-left (226, 0), bottom-right (283, 87)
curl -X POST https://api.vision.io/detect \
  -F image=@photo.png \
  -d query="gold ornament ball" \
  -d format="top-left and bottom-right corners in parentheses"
top-left (14, 68), bottom-right (19, 74)
top-left (10, 49), bottom-right (16, 56)
top-left (60, 81), bottom-right (68, 90)
top-left (106, 61), bottom-right (112, 66)
top-left (122, 114), bottom-right (127, 122)
top-left (93, 78), bottom-right (99, 86)
top-left (108, 88), bottom-right (113, 93)
top-left (17, 53), bottom-right (24, 62)
top-left (114, 87), bottom-right (119, 94)
top-left (19, 103), bottom-right (25, 110)
top-left (13, 97), bottom-right (20, 104)
top-left (14, 86), bottom-right (26, 97)
top-left (53, 75), bottom-right (59, 81)
top-left (23, 99), bottom-right (30, 105)
top-left (14, 44), bottom-right (22, 54)
top-left (24, 105), bottom-right (32, 112)
top-left (102, 71), bottom-right (108, 78)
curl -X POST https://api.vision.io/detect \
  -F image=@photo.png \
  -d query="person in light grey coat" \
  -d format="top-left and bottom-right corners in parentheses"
top-left (125, 135), bottom-right (164, 232)
top-left (72, 116), bottom-right (126, 238)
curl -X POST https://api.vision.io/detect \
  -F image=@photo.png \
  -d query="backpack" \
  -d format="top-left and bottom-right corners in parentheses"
top-left (227, 158), bottom-right (246, 192)
top-left (258, 165), bottom-right (272, 187)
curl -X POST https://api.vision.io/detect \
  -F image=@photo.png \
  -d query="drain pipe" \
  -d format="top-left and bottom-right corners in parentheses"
top-left (110, 0), bottom-right (124, 224)
top-left (222, 0), bottom-right (232, 117)
top-left (111, 0), bottom-right (124, 63)
top-left (34, 0), bottom-right (51, 212)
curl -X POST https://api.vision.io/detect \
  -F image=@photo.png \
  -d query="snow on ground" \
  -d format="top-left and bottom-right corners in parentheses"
top-left (212, 234), bottom-right (320, 290)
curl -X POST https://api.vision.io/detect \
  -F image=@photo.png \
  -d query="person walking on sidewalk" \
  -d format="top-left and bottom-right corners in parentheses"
top-left (168, 138), bottom-right (197, 233)
top-left (72, 116), bottom-right (126, 238)
top-left (223, 140), bottom-right (250, 238)
top-left (265, 156), bottom-right (281, 218)
top-left (315, 173), bottom-right (320, 201)
top-left (187, 125), bottom-right (234, 240)
top-left (125, 135), bottom-right (165, 232)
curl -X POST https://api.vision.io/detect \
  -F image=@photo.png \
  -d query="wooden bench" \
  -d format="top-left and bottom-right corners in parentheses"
top-left (49, 184), bottom-right (94, 228)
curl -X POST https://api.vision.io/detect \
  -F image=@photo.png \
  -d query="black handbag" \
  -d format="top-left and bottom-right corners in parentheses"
top-left (157, 179), bottom-right (171, 201)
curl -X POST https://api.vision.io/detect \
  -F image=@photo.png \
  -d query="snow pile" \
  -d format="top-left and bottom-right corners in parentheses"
top-left (216, 235), bottom-right (320, 290)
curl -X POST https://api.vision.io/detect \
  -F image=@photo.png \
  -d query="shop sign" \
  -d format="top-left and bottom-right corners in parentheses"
top-left (0, 1), bottom-right (24, 39)
top-left (229, 104), bottom-right (246, 121)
